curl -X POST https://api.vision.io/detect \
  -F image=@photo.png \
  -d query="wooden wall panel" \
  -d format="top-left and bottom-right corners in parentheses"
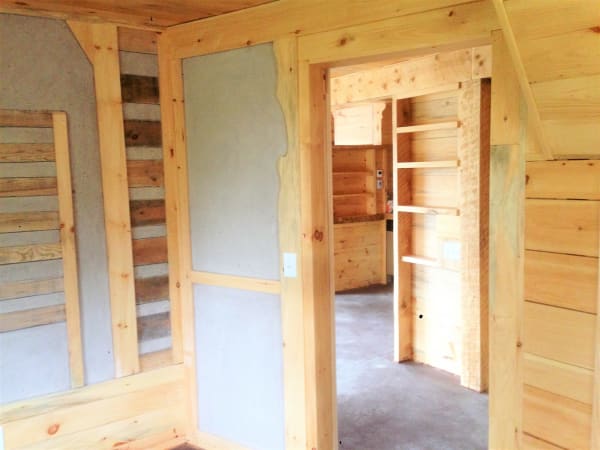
top-left (523, 301), bottom-right (595, 370)
top-left (523, 385), bottom-right (592, 450)
top-left (525, 199), bottom-right (599, 257)
top-left (0, 366), bottom-right (186, 450)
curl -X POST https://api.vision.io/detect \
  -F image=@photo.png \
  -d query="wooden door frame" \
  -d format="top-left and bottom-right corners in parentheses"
top-left (298, 34), bottom-right (518, 450)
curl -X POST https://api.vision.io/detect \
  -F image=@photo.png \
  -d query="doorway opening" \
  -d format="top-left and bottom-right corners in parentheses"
top-left (328, 47), bottom-right (491, 449)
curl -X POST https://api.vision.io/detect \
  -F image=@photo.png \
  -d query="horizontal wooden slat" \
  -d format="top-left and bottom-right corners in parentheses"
top-left (532, 74), bottom-right (600, 121)
top-left (0, 242), bottom-right (62, 265)
top-left (525, 199), bottom-right (599, 257)
top-left (132, 236), bottom-right (167, 266)
top-left (525, 250), bottom-right (597, 314)
top-left (0, 304), bottom-right (65, 332)
top-left (524, 301), bottom-right (596, 369)
top-left (524, 353), bottom-right (594, 405)
top-left (189, 271), bottom-right (281, 295)
top-left (124, 120), bottom-right (162, 147)
top-left (0, 177), bottom-right (57, 197)
top-left (0, 365), bottom-right (183, 422)
top-left (334, 221), bottom-right (384, 250)
top-left (0, 211), bottom-right (59, 233)
top-left (527, 160), bottom-right (600, 200)
top-left (541, 118), bottom-right (600, 159)
top-left (0, 277), bottom-right (64, 301)
top-left (396, 120), bottom-right (458, 134)
top-left (127, 159), bottom-right (164, 187)
top-left (121, 74), bottom-right (160, 104)
top-left (0, 109), bottom-right (53, 127)
top-left (118, 27), bottom-right (158, 54)
top-left (130, 199), bottom-right (165, 226)
top-left (395, 205), bottom-right (459, 215)
top-left (504, 0), bottom-right (599, 41)
top-left (138, 312), bottom-right (170, 341)
top-left (522, 433), bottom-right (564, 450)
top-left (0, 143), bottom-right (55, 162)
top-left (140, 349), bottom-right (173, 372)
top-left (520, 29), bottom-right (600, 84)
top-left (135, 275), bottom-right (169, 304)
top-left (396, 160), bottom-right (459, 169)
top-left (523, 384), bottom-right (591, 450)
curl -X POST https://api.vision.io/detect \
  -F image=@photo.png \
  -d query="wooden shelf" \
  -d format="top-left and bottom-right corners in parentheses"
top-left (396, 120), bottom-right (458, 134)
top-left (395, 205), bottom-right (460, 216)
top-left (333, 193), bottom-right (369, 199)
top-left (396, 160), bottom-right (459, 169)
top-left (401, 255), bottom-right (440, 267)
top-left (332, 171), bottom-right (372, 176)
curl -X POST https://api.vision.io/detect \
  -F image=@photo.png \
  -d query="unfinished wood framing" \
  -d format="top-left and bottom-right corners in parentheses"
top-left (488, 30), bottom-right (524, 449)
top-left (0, 108), bottom-right (85, 389)
top-left (68, 22), bottom-right (139, 377)
top-left (53, 112), bottom-right (85, 388)
top-left (457, 80), bottom-right (489, 392)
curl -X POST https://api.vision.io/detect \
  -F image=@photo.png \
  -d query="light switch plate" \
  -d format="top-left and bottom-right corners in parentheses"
top-left (283, 252), bottom-right (297, 278)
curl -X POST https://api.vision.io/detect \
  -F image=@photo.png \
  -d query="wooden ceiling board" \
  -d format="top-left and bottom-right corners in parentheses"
top-left (0, 0), bottom-right (277, 29)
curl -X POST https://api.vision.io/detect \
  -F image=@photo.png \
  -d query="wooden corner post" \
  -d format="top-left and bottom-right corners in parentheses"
top-left (68, 21), bottom-right (140, 377)
top-left (488, 29), bottom-right (525, 449)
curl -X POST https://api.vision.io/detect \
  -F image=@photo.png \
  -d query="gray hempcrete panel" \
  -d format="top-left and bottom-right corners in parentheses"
top-left (182, 43), bottom-right (285, 280)
top-left (0, 322), bottom-right (70, 404)
top-left (194, 284), bottom-right (285, 450)
top-left (0, 13), bottom-right (114, 389)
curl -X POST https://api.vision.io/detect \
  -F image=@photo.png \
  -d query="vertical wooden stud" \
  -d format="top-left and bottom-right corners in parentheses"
top-left (274, 38), bottom-right (308, 450)
top-left (68, 22), bottom-right (139, 377)
top-left (53, 112), bottom-right (84, 388)
top-left (489, 29), bottom-right (524, 449)
top-left (592, 207), bottom-right (600, 448)
top-left (157, 35), bottom-right (197, 439)
top-left (458, 80), bottom-right (490, 392)
top-left (299, 60), bottom-right (337, 450)
top-left (393, 97), bottom-right (413, 362)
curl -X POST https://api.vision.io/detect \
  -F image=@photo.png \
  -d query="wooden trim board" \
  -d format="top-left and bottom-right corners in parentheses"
top-left (69, 21), bottom-right (139, 377)
top-left (189, 271), bottom-right (281, 295)
top-left (52, 111), bottom-right (85, 388)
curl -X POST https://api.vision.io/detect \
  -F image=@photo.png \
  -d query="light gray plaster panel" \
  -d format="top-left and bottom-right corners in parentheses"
top-left (182, 43), bottom-right (285, 280)
top-left (194, 284), bottom-right (285, 450)
top-left (0, 322), bottom-right (70, 404)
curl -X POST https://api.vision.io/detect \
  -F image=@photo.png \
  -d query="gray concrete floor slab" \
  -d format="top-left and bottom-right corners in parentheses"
top-left (336, 284), bottom-right (488, 450)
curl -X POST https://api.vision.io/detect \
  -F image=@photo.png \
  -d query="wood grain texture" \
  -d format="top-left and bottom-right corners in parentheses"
top-left (0, 277), bottom-right (64, 301)
top-left (130, 199), bottom-right (166, 226)
top-left (0, 304), bottom-right (65, 332)
top-left (53, 111), bottom-right (84, 388)
top-left (121, 74), bottom-right (159, 104)
top-left (525, 199), bottom-right (599, 257)
top-left (189, 271), bottom-right (281, 295)
top-left (458, 79), bottom-right (489, 392)
top-left (0, 0), bottom-right (275, 29)
top-left (127, 160), bottom-right (164, 187)
top-left (138, 312), bottom-right (170, 341)
top-left (0, 109), bottom-right (53, 127)
top-left (524, 301), bottom-right (596, 370)
top-left (118, 27), bottom-right (159, 53)
top-left (523, 384), bottom-right (592, 450)
top-left (135, 275), bottom-right (169, 304)
top-left (0, 177), bottom-right (57, 197)
top-left (132, 236), bottom-right (168, 266)
top-left (524, 353), bottom-right (594, 405)
top-left (124, 120), bottom-right (162, 147)
top-left (0, 365), bottom-right (185, 449)
top-left (0, 242), bottom-right (62, 265)
top-left (393, 98), bottom-right (413, 362)
top-left (0, 211), bottom-right (59, 233)
top-left (0, 143), bottom-right (55, 162)
top-left (525, 250), bottom-right (597, 314)
top-left (69, 21), bottom-right (139, 377)
top-left (139, 349), bottom-right (173, 372)
top-left (526, 160), bottom-right (600, 200)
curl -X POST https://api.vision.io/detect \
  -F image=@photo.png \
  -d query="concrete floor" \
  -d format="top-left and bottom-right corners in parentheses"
top-left (336, 284), bottom-right (488, 450)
